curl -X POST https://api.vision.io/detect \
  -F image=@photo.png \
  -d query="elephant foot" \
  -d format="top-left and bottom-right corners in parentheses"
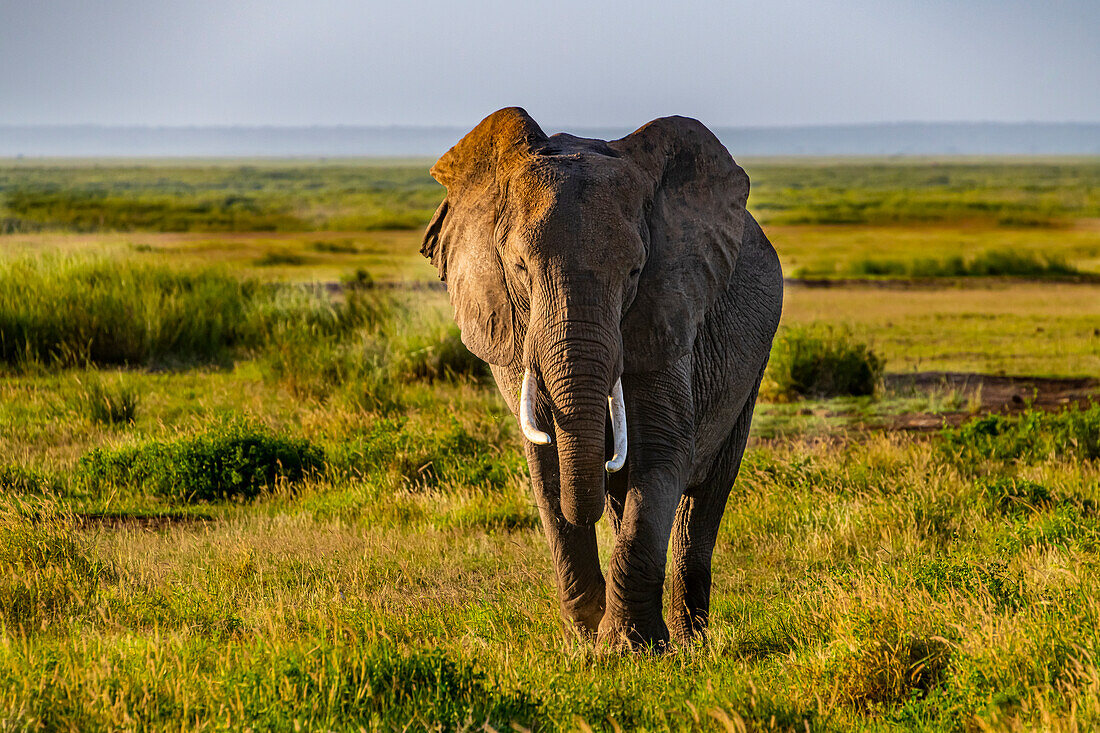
top-left (670, 610), bottom-right (709, 646)
top-left (596, 614), bottom-right (671, 653)
top-left (560, 592), bottom-right (605, 639)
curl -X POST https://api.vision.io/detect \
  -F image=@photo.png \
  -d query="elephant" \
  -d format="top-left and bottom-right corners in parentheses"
top-left (420, 107), bottom-right (783, 650)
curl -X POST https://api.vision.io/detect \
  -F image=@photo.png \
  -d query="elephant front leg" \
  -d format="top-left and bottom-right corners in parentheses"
top-left (491, 364), bottom-right (605, 637)
top-left (598, 359), bottom-right (694, 651)
top-left (526, 441), bottom-right (606, 638)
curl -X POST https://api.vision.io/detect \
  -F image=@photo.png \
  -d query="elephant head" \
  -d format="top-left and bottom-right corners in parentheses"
top-left (422, 108), bottom-right (749, 526)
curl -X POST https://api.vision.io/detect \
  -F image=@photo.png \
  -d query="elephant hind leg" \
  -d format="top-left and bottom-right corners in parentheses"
top-left (668, 377), bottom-right (761, 644)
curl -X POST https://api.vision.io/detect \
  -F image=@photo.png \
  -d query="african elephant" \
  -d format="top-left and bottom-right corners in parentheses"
top-left (421, 108), bottom-right (783, 649)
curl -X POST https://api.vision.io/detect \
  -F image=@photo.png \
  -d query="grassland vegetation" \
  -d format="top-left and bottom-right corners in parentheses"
top-left (0, 159), bottom-right (1098, 729)
top-left (4, 158), bottom-right (1099, 235)
top-left (839, 248), bottom-right (1081, 279)
top-left (766, 325), bottom-right (885, 399)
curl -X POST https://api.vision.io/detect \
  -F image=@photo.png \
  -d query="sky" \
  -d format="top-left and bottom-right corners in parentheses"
top-left (1, 0), bottom-right (1098, 128)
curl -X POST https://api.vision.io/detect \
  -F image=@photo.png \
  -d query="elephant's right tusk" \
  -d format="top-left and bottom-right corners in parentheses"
top-left (519, 368), bottom-right (552, 446)
top-left (605, 378), bottom-right (627, 473)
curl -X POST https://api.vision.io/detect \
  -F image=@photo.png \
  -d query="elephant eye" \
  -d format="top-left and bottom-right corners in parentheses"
top-left (629, 267), bottom-right (641, 279)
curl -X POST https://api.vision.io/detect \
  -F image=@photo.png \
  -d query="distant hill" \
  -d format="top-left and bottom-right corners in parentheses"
top-left (2, 122), bottom-right (1098, 157)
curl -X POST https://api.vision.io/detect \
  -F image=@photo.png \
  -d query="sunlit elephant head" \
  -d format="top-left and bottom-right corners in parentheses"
top-left (421, 107), bottom-right (749, 526)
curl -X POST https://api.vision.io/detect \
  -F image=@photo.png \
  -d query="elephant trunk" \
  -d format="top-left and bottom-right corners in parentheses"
top-left (536, 321), bottom-right (619, 526)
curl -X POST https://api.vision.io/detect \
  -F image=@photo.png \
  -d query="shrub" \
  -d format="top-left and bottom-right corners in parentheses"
top-left (765, 326), bottom-right (884, 399)
top-left (78, 423), bottom-right (325, 502)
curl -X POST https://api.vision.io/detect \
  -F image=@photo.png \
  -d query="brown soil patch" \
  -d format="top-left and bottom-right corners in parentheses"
top-left (885, 372), bottom-right (1099, 431)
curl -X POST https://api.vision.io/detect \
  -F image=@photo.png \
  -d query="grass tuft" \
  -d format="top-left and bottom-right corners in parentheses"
top-left (75, 373), bottom-right (140, 425)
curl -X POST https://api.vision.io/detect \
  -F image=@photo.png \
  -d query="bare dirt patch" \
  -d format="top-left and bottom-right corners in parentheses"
top-left (885, 372), bottom-right (1099, 431)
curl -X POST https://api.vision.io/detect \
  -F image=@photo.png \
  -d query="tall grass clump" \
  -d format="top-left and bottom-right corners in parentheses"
top-left (255, 287), bottom-right (404, 404)
top-left (0, 256), bottom-right (257, 369)
top-left (396, 325), bottom-right (491, 384)
top-left (78, 423), bottom-right (325, 502)
top-left (74, 373), bottom-right (140, 425)
top-left (765, 325), bottom-right (885, 399)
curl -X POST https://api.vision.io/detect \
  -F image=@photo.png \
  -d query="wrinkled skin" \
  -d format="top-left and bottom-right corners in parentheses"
top-left (421, 108), bottom-right (783, 650)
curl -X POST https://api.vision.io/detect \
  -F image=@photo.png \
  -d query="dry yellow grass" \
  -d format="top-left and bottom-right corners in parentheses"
top-left (781, 282), bottom-right (1100, 376)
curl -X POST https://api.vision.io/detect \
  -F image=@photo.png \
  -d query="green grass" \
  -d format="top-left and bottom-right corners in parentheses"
top-left (0, 406), bottom-right (1097, 729)
top-left (0, 256), bottom-right (258, 368)
top-left (743, 157), bottom-right (1100, 226)
top-left (1, 159), bottom-right (1099, 729)
top-left (0, 161), bottom-right (442, 233)
top-left (4, 158), bottom-right (1100, 234)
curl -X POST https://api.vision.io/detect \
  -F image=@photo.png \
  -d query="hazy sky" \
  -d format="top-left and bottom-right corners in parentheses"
top-left (2, 0), bottom-right (1097, 128)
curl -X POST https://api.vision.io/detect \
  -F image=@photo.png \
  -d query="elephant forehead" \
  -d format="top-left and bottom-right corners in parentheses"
top-left (508, 156), bottom-right (644, 224)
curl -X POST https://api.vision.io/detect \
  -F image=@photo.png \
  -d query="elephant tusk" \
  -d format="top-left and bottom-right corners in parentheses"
top-left (606, 378), bottom-right (627, 473)
top-left (519, 368), bottom-right (552, 446)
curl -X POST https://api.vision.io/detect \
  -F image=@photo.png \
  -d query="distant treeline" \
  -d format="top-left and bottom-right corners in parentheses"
top-left (2, 159), bottom-right (1099, 233)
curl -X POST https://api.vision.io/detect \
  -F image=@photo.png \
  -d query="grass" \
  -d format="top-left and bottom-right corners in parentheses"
top-left (779, 281), bottom-right (1100, 377)
top-left (4, 158), bottom-right (1100, 234)
top-left (0, 256), bottom-right (258, 368)
top-left (0, 158), bottom-right (1098, 729)
top-left (0, 408), bottom-right (1097, 729)
top-left (0, 161), bottom-right (443, 233)
top-left (75, 372), bottom-right (141, 425)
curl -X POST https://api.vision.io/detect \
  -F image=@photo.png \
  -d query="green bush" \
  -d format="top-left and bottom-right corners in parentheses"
top-left (78, 424), bottom-right (325, 502)
top-left (766, 326), bottom-right (884, 399)
top-left (941, 403), bottom-right (1100, 465)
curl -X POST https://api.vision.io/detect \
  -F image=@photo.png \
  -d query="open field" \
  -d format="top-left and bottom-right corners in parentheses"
top-left (1, 158), bottom-right (1099, 730)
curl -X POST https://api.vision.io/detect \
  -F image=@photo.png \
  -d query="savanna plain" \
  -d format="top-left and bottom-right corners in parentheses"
top-left (1, 157), bottom-right (1099, 731)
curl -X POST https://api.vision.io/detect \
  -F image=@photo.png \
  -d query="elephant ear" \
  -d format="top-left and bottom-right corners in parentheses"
top-left (610, 116), bottom-right (749, 373)
top-left (421, 107), bottom-right (548, 365)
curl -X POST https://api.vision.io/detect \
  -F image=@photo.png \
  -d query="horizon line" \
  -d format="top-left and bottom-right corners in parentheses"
top-left (4, 120), bottom-right (1100, 130)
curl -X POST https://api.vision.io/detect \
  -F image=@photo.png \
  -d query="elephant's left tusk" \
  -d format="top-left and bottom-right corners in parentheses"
top-left (606, 378), bottom-right (627, 473)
